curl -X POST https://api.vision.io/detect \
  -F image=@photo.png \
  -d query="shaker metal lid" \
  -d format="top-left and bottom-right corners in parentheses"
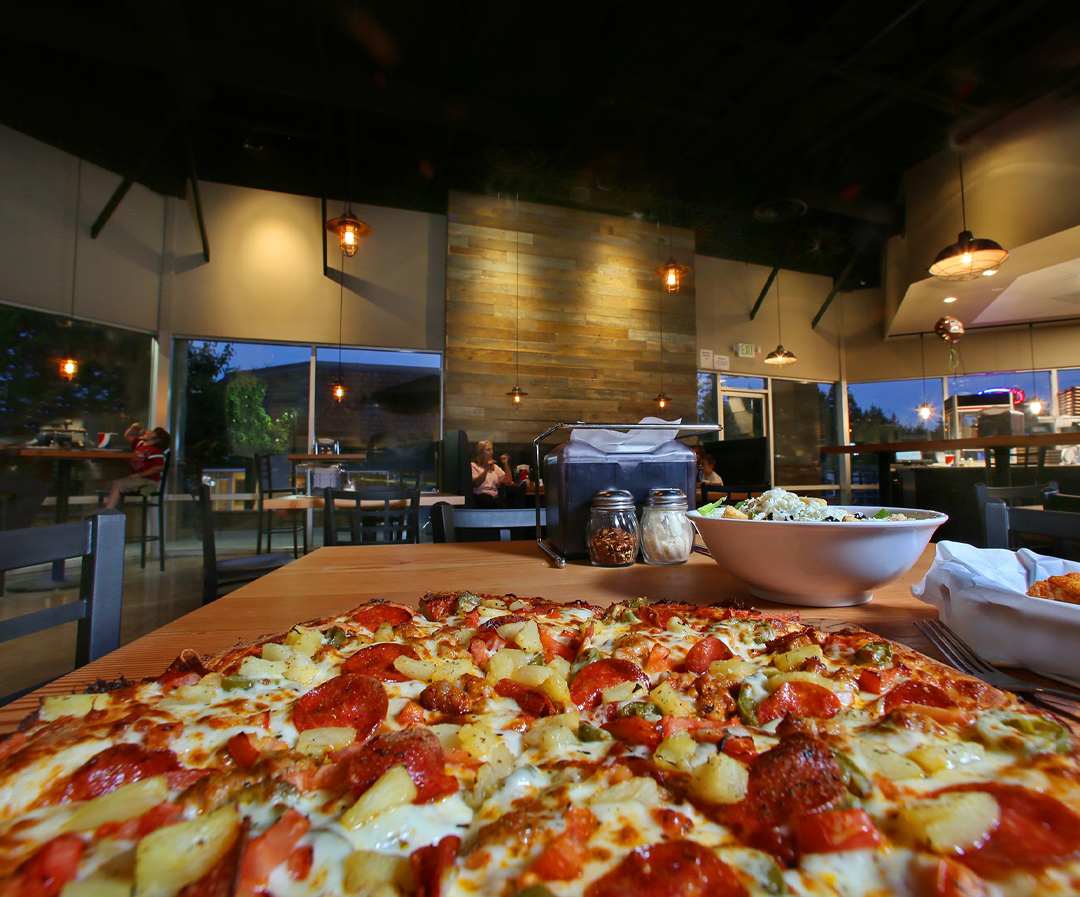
top-left (645, 487), bottom-right (688, 509)
top-left (590, 488), bottom-right (636, 510)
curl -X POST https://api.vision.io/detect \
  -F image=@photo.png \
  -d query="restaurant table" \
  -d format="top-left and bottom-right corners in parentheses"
top-left (2, 540), bottom-right (950, 734)
top-left (12, 447), bottom-right (133, 585)
top-left (822, 432), bottom-right (1080, 504)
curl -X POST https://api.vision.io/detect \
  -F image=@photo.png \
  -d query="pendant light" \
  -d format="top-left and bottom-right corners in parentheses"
top-left (916, 332), bottom-right (933, 423)
top-left (763, 272), bottom-right (797, 366)
top-left (330, 254), bottom-right (347, 402)
top-left (325, 111), bottom-right (372, 256)
top-left (655, 215), bottom-right (691, 294)
top-left (1027, 323), bottom-right (1043, 416)
top-left (59, 159), bottom-right (81, 380)
top-left (928, 146), bottom-right (1008, 281)
top-left (506, 195), bottom-right (528, 407)
top-left (654, 222), bottom-right (670, 409)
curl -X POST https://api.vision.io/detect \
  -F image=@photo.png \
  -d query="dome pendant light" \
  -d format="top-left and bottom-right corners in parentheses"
top-left (929, 146), bottom-right (1008, 281)
top-left (325, 111), bottom-right (372, 257)
top-left (916, 333), bottom-right (933, 423)
top-left (506, 195), bottom-right (528, 407)
top-left (763, 272), bottom-right (797, 366)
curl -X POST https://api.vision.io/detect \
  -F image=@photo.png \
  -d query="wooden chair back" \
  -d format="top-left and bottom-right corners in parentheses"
top-left (699, 482), bottom-right (771, 507)
top-left (1044, 492), bottom-right (1080, 513)
top-left (323, 483), bottom-right (420, 546)
top-left (255, 453), bottom-right (301, 556)
top-left (983, 499), bottom-right (1080, 561)
top-left (432, 503), bottom-right (545, 543)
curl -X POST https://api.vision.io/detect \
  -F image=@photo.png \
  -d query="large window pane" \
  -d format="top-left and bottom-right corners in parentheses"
top-left (847, 379), bottom-right (945, 444)
top-left (1059, 369), bottom-right (1080, 416)
top-left (697, 373), bottom-right (717, 425)
top-left (772, 380), bottom-right (838, 487)
top-left (722, 394), bottom-right (765, 439)
top-left (721, 376), bottom-right (766, 391)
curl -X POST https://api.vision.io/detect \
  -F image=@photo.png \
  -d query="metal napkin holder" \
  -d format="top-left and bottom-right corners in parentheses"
top-left (532, 422), bottom-right (722, 567)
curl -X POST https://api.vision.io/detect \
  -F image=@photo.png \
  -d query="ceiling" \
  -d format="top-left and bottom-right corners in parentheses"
top-left (4, 1), bottom-right (1080, 289)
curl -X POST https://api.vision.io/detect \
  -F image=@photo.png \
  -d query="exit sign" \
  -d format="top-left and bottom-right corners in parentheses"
top-left (736, 343), bottom-right (755, 358)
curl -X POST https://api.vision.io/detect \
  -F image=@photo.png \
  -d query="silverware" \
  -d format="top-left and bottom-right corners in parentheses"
top-left (915, 619), bottom-right (1080, 703)
top-left (692, 543), bottom-right (712, 557)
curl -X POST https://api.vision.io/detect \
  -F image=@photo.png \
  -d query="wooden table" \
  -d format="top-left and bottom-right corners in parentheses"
top-left (822, 433), bottom-right (1080, 504)
top-left (0, 541), bottom-right (944, 734)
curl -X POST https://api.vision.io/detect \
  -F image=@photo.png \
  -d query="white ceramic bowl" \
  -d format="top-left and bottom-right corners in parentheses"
top-left (688, 506), bottom-right (948, 607)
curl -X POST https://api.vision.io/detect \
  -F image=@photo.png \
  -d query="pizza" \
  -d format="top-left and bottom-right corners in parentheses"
top-left (1028, 572), bottom-right (1080, 605)
top-left (2, 591), bottom-right (1079, 897)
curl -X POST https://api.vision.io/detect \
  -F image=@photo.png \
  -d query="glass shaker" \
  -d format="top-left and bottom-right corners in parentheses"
top-left (640, 488), bottom-right (693, 565)
top-left (585, 489), bottom-right (639, 567)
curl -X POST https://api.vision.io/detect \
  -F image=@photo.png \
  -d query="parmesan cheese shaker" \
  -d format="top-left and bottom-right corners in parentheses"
top-left (640, 488), bottom-right (693, 565)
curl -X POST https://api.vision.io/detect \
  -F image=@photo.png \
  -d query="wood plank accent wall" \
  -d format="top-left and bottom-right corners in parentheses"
top-left (445, 192), bottom-right (696, 446)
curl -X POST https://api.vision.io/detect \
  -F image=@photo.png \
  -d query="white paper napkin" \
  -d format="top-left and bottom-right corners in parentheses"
top-left (912, 540), bottom-right (1080, 686)
top-left (569, 417), bottom-right (682, 453)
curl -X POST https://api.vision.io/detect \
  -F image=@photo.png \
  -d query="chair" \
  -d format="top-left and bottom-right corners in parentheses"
top-left (432, 502), bottom-right (545, 543)
top-left (983, 499), bottom-right (1080, 561)
top-left (192, 484), bottom-right (294, 605)
top-left (974, 481), bottom-right (1058, 549)
top-left (700, 438), bottom-right (770, 507)
top-left (255, 453), bottom-right (302, 557)
top-left (101, 449), bottom-right (171, 571)
top-left (323, 483), bottom-right (420, 546)
top-left (498, 482), bottom-right (528, 509)
top-left (1045, 492), bottom-right (1080, 513)
top-left (0, 473), bottom-right (49, 596)
top-left (0, 511), bottom-right (125, 704)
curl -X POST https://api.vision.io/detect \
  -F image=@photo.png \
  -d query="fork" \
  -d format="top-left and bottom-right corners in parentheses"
top-left (915, 619), bottom-right (1080, 703)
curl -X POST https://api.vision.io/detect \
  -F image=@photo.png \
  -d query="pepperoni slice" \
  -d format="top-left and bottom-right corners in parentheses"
top-left (883, 680), bottom-right (953, 713)
top-left (494, 679), bottom-right (557, 718)
top-left (938, 783), bottom-right (1080, 876)
top-left (291, 673), bottom-right (387, 738)
top-left (570, 659), bottom-right (650, 710)
top-left (410, 834), bottom-right (461, 897)
top-left (585, 840), bottom-right (748, 897)
top-left (157, 649), bottom-right (212, 688)
top-left (352, 603), bottom-right (414, 630)
top-left (684, 637), bottom-right (733, 673)
top-left (756, 682), bottom-right (841, 725)
top-left (639, 606), bottom-right (701, 630)
top-left (539, 623), bottom-right (578, 663)
top-left (732, 734), bottom-right (844, 831)
top-left (62, 743), bottom-right (181, 802)
top-left (529, 806), bottom-right (597, 881)
top-left (342, 643), bottom-right (421, 682)
top-left (601, 716), bottom-right (662, 751)
top-left (4, 834), bottom-right (85, 897)
top-left (226, 733), bottom-right (261, 769)
top-left (479, 613), bottom-right (528, 631)
top-left (348, 728), bottom-right (458, 804)
top-left (420, 595), bottom-right (457, 621)
top-left (796, 808), bottom-right (881, 854)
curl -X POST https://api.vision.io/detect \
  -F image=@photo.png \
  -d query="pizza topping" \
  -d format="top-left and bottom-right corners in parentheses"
top-left (601, 716), bottom-right (662, 751)
top-left (684, 637), bottom-right (734, 673)
top-left (795, 807), bottom-right (881, 854)
top-left (291, 673), bottom-right (388, 737)
top-left (570, 659), bottom-right (650, 710)
top-left (2, 834), bottom-right (84, 897)
top-left (495, 679), bottom-right (558, 718)
top-left (526, 806), bottom-right (597, 881)
top-left (61, 743), bottom-right (181, 802)
top-left (343, 643), bottom-right (422, 681)
top-left (883, 679), bottom-right (954, 713)
top-left (236, 808), bottom-right (310, 897)
top-left (348, 728), bottom-right (458, 803)
top-left (584, 840), bottom-right (749, 897)
top-left (756, 681), bottom-right (841, 724)
top-left (351, 602), bottom-right (414, 630)
top-left (410, 834), bottom-right (461, 897)
top-left (226, 733), bottom-right (261, 769)
top-left (420, 681), bottom-right (473, 715)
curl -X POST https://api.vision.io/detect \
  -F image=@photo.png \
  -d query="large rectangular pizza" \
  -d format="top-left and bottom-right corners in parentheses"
top-left (1, 591), bottom-right (1078, 897)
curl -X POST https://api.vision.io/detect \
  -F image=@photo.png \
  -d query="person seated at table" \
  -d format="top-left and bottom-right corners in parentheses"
top-left (701, 453), bottom-right (724, 485)
top-left (100, 423), bottom-right (171, 509)
top-left (470, 439), bottom-right (512, 509)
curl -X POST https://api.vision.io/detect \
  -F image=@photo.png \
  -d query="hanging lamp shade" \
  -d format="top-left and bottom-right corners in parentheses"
top-left (59, 358), bottom-right (78, 379)
top-left (506, 385), bottom-right (527, 406)
top-left (929, 230), bottom-right (1009, 281)
top-left (763, 345), bottom-right (797, 366)
top-left (656, 257), bottom-right (691, 293)
top-left (331, 376), bottom-right (347, 402)
top-left (325, 208), bottom-right (372, 257)
top-left (655, 391), bottom-right (669, 410)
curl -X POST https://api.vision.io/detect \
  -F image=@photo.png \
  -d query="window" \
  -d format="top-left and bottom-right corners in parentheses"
top-left (772, 380), bottom-right (839, 488)
top-left (847, 379), bottom-right (945, 444)
top-left (697, 373), bottom-right (718, 425)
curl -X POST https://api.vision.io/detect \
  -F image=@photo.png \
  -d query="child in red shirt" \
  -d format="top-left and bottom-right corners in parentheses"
top-left (101, 423), bottom-right (171, 508)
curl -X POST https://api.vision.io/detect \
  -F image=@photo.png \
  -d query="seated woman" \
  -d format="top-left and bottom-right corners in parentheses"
top-left (470, 439), bottom-right (512, 508)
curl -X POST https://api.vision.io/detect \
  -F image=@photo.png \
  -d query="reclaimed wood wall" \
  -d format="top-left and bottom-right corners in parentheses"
top-left (444, 192), bottom-right (696, 446)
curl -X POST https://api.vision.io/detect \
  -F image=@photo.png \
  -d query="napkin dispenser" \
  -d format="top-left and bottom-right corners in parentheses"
top-left (543, 439), bottom-right (695, 560)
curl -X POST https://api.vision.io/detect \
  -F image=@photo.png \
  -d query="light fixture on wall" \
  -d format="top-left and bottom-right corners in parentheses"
top-left (655, 214), bottom-right (691, 294)
top-left (916, 332), bottom-right (933, 423)
top-left (928, 146), bottom-right (1009, 281)
top-left (763, 272), bottom-right (797, 366)
top-left (505, 195), bottom-right (528, 407)
top-left (58, 159), bottom-right (82, 380)
top-left (1027, 323), bottom-right (1043, 416)
top-left (331, 255), bottom-right (347, 402)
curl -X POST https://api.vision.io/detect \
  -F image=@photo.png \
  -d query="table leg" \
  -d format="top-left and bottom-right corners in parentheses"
top-left (991, 448), bottom-right (1012, 487)
top-left (8, 459), bottom-right (81, 591)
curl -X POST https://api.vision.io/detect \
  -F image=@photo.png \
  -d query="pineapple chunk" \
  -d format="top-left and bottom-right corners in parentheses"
top-left (496, 620), bottom-right (526, 641)
top-left (538, 674), bottom-right (572, 706)
top-left (766, 671), bottom-right (845, 695)
top-left (602, 680), bottom-right (646, 704)
top-left (487, 650), bottom-right (514, 682)
top-left (134, 803), bottom-right (241, 897)
top-left (549, 657), bottom-right (571, 680)
top-left (908, 742), bottom-right (985, 774)
top-left (649, 681), bottom-right (693, 718)
top-left (458, 722), bottom-right (500, 761)
top-left (653, 732), bottom-right (698, 771)
top-left (525, 724), bottom-right (577, 752)
top-left (64, 776), bottom-right (170, 832)
top-left (430, 658), bottom-right (473, 682)
top-left (591, 776), bottom-right (661, 806)
top-left (774, 645), bottom-right (824, 673)
top-left (295, 727), bottom-right (356, 757)
top-left (341, 765), bottom-right (417, 829)
top-left (285, 652), bottom-right (319, 685)
top-left (488, 743), bottom-right (515, 777)
top-left (284, 626), bottom-right (323, 658)
top-left (373, 622), bottom-right (395, 642)
top-left (39, 693), bottom-right (110, 721)
top-left (261, 642), bottom-right (294, 663)
top-left (428, 724), bottom-right (462, 749)
top-left (708, 659), bottom-right (756, 680)
top-left (512, 665), bottom-right (554, 688)
top-left (238, 656), bottom-right (287, 680)
top-left (690, 753), bottom-right (749, 804)
top-left (60, 876), bottom-right (132, 897)
top-left (666, 616), bottom-right (693, 635)
top-left (343, 851), bottom-right (413, 893)
top-left (861, 746), bottom-right (924, 780)
top-left (897, 792), bottom-right (1000, 853)
top-left (392, 656), bottom-right (436, 681)
top-left (514, 620), bottom-right (544, 654)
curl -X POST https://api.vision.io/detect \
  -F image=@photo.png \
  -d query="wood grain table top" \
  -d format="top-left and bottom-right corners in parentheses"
top-left (0, 541), bottom-right (944, 734)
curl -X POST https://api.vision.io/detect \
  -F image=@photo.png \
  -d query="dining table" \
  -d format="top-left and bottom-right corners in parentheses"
top-left (1, 539), bottom-right (956, 735)
top-left (821, 432), bottom-right (1080, 504)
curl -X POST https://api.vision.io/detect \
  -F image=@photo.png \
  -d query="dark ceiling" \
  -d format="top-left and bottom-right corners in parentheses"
top-left (4, 1), bottom-right (1080, 288)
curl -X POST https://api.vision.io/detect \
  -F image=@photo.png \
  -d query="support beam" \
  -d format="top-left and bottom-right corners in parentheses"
top-left (749, 265), bottom-right (780, 320)
top-left (812, 251), bottom-right (860, 329)
top-left (90, 117), bottom-right (176, 239)
top-left (322, 196), bottom-right (330, 278)
top-left (183, 122), bottom-right (209, 264)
